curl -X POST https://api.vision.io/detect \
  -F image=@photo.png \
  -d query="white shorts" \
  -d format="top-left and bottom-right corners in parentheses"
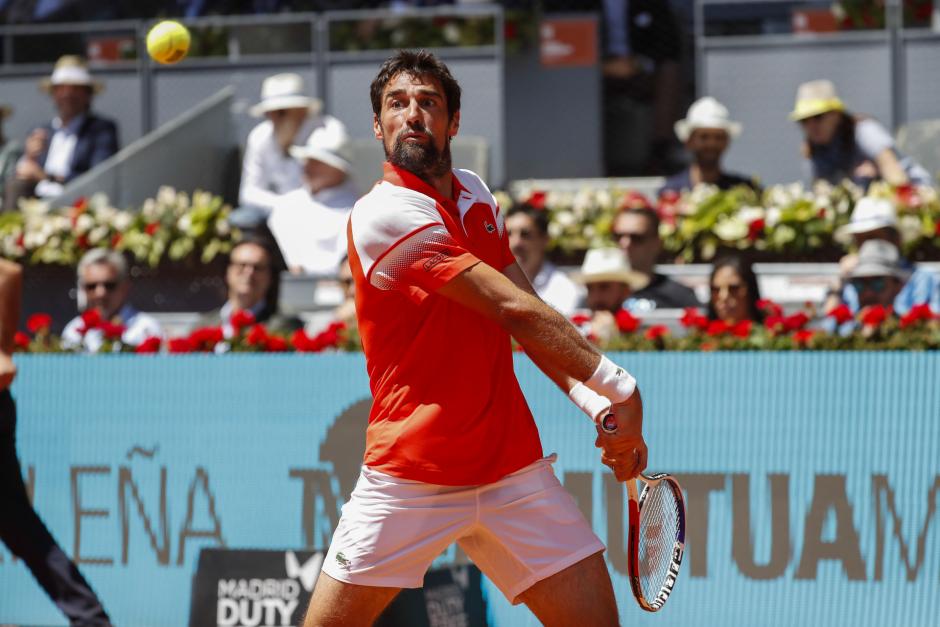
top-left (321, 455), bottom-right (605, 603)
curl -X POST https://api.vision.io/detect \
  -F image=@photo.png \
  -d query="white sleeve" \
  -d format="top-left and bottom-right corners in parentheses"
top-left (855, 119), bottom-right (895, 159)
top-left (238, 126), bottom-right (278, 210)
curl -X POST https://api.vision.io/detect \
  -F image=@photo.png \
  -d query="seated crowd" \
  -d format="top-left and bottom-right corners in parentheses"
top-left (1, 63), bottom-right (938, 351)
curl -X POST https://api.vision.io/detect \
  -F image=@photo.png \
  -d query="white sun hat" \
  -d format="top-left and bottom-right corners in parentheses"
top-left (289, 115), bottom-right (352, 173)
top-left (250, 73), bottom-right (322, 117)
top-left (39, 55), bottom-right (104, 94)
top-left (841, 197), bottom-right (898, 236)
top-left (674, 96), bottom-right (742, 142)
top-left (573, 248), bottom-right (647, 289)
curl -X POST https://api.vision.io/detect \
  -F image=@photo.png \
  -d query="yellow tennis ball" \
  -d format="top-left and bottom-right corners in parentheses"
top-left (146, 20), bottom-right (191, 65)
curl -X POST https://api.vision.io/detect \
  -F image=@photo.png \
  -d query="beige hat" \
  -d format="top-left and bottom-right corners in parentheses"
top-left (39, 55), bottom-right (104, 94)
top-left (290, 115), bottom-right (353, 173)
top-left (573, 248), bottom-right (646, 289)
top-left (674, 97), bottom-right (742, 142)
top-left (789, 79), bottom-right (845, 121)
top-left (250, 73), bottom-right (322, 117)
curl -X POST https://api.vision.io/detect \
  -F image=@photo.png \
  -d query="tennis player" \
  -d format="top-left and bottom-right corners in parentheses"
top-left (303, 50), bottom-right (647, 627)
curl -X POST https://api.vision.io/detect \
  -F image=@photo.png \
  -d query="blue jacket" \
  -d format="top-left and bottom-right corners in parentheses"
top-left (37, 112), bottom-right (119, 182)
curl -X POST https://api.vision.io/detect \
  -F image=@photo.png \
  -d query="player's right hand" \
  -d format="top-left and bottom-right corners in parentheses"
top-left (594, 388), bottom-right (648, 482)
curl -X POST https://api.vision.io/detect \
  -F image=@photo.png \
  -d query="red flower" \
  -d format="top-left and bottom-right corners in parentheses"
top-left (700, 341), bottom-right (717, 352)
top-left (896, 183), bottom-right (921, 208)
top-left (783, 312), bottom-right (810, 332)
top-left (245, 324), bottom-right (269, 347)
top-left (731, 320), bottom-right (752, 338)
top-left (100, 321), bottom-right (125, 341)
top-left (747, 219), bottom-right (765, 241)
top-left (644, 325), bottom-right (669, 341)
top-left (26, 313), bottom-right (52, 334)
top-left (756, 299), bottom-right (783, 318)
top-left (899, 303), bottom-right (935, 328)
top-left (764, 314), bottom-right (785, 334)
top-left (76, 234), bottom-right (89, 249)
top-left (614, 309), bottom-right (640, 333)
top-left (570, 312), bottom-right (592, 326)
top-left (168, 338), bottom-right (194, 353)
top-left (135, 337), bottom-right (162, 353)
top-left (72, 196), bottom-right (88, 210)
top-left (110, 233), bottom-right (122, 248)
top-left (527, 191), bottom-right (547, 210)
top-left (680, 307), bottom-right (708, 331)
top-left (78, 309), bottom-right (103, 335)
top-left (705, 319), bottom-right (729, 336)
top-left (145, 222), bottom-right (160, 236)
top-left (188, 326), bottom-right (224, 352)
top-left (792, 329), bottom-right (815, 347)
top-left (860, 305), bottom-right (888, 327)
top-left (14, 331), bottom-right (30, 350)
top-left (826, 304), bottom-right (854, 325)
top-left (620, 191), bottom-right (652, 210)
top-left (265, 335), bottom-right (289, 352)
top-left (291, 329), bottom-right (313, 352)
top-left (230, 310), bottom-right (256, 333)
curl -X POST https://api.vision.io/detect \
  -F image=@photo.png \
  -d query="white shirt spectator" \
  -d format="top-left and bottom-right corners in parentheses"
top-left (33, 114), bottom-right (85, 198)
top-left (62, 305), bottom-right (163, 353)
top-left (267, 180), bottom-right (359, 276)
top-left (531, 261), bottom-right (584, 317)
top-left (239, 120), bottom-right (305, 212)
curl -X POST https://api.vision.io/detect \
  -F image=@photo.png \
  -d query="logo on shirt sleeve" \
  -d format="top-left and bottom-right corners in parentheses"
top-left (423, 251), bottom-right (449, 271)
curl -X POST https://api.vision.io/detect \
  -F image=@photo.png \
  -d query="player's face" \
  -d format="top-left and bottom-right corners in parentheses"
top-left (710, 266), bottom-right (750, 323)
top-left (80, 262), bottom-right (128, 320)
top-left (686, 128), bottom-right (729, 168)
top-left (226, 243), bottom-right (272, 308)
top-left (373, 72), bottom-right (460, 180)
top-left (506, 213), bottom-right (547, 279)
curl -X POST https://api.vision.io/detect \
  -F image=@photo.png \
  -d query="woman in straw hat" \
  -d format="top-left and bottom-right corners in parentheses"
top-left (790, 79), bottom-right (931, 188)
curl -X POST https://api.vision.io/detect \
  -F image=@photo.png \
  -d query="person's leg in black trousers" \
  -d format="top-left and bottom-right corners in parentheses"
top-left (0, 389), bottom-right (112, 626)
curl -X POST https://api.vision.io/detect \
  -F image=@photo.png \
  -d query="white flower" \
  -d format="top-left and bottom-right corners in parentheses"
top-left (898, 215), bottom-right (922, 244)
top-left (215, 219), bottom-right (230, 237)
top-left (112, 212), bottom-right (133, 232)
top-left (554, 210), bottom-right (576, 228)
top-left (157, 186), bottom-right (177, 206)
top-left (177, 214), bottom-right (192, 232)
top-left (142, 198), bottom-right (159, 221)
top-left (737, 206), bottom-right (765, 224)
top-left (88, 225), bottom-right (109, 245)
top-left (766, 207), bottom-right (782, 227)
top-left (74, 214), bottom-right (94, 234)
top-left (713, 217), bottom-right (748, 242)
top-left (443, 23), bottom-right (460, 44)
top-left (548, 222), bottom-right (563, 239)
top-left (24, 231), bottom-right (46, 248)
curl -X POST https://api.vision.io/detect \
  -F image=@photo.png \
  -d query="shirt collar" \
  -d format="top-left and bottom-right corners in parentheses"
top-left (381, 162), bottom-right (463, 210)
top-left (52, 113), bottom-right (87, 134)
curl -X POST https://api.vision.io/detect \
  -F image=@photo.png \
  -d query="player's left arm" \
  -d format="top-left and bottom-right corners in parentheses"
top-left (0, 259), bottom-right (22, 390)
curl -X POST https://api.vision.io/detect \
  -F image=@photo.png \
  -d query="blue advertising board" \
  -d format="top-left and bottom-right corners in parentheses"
top-left (1, 353), bottom-right (938, 626)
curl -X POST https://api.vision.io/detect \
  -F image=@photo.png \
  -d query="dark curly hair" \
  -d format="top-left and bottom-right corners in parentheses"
top-left (370, 49), bottom-right (462, 120)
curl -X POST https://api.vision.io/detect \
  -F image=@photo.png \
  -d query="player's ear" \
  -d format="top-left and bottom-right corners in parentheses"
top-left (373, 114), bottom-right (383, 141)
top-left (448, 110), bottom-right (460, 138)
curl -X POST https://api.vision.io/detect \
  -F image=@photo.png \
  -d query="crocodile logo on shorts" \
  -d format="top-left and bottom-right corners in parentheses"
top-left (335, 552), bottom-right (351, 569)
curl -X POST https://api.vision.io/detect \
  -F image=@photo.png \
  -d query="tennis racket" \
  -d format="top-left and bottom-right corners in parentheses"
top-left (600, 414), bottom-right (686, 612)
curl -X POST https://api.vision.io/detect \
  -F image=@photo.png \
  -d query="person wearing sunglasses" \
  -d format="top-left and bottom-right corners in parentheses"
top-left (706, 254), bottom-right (763, 324)
top-left (61, 249), bottom-right (162, 352)
top-left (612, 205), bottom-right (700, 313)
top-left (790, 80), bottom-right (931, 188)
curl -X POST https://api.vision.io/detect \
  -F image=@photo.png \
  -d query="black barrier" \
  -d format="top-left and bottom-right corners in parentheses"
top-left (188, 548), bottom-right (486, 627)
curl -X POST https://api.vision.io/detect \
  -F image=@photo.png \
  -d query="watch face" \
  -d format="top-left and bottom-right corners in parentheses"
top-left (601, 413), bottom-right (618, 433)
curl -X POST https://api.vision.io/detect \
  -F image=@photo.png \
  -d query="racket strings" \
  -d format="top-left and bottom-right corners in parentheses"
top-left (638, 483), bottom-right (681, 601)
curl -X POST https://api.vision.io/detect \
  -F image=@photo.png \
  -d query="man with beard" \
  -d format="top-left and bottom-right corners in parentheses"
top-left (302, 50), bottom-right (649, 626)
top-left (659, 96), bottom-right (759, 196)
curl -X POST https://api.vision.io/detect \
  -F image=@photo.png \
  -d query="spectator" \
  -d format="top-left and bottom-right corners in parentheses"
top-left (660, 96), bottom-right (758, 195)
top-left (846, 240), bottom-right (908, 311)
top-left (238, 73), bottom-right (322, 219)
top-left (706, 254), bottom-right (763, 324)
top-left (196, 236), bottom-right (303, 335)
top-left (612, 204), bottom-right (700, 312)
top-left (0, 258), bottom-right (113, 626)
top-left (62, 249), bottom-right (163, 352)
top-left (825, 197), bottom-right (940, 316)
top-left (6, 56), bottom-right (118, 208)
top-left (266, 116), bottom-right (358, 276)
top-left (0, 104), bottom-right (23, 210)
top-left (505, 203), bottom-right (584, 316)
top-left (791, 79), bottom-right (931, 188)
top-left (572, 247), bottom-right (644, 345)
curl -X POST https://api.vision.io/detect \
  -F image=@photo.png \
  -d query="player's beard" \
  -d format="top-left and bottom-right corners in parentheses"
top-left (386, 124), bottom-right (452, 181)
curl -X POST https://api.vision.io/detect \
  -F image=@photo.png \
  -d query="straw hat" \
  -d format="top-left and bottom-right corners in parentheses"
top-left (674, 97), bottom-right (742, 142)
top-left (290, 115), bottom-right (352, 173)
top-left (789, 79), bottom-right (845, 121)
top-left (39, 55), bottom-right (104, 93)
top-left (250, 73), bottom-right (322, 117)
top-left (573, 248), bottom-right (647, 290)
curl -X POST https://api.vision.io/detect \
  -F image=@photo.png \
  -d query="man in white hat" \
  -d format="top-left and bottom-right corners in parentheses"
top-left (266, 116), bottom-right (359, 276)
top-left (825, 197), bottom-right (939, 316)
top-left (570, 248), bottom-right (645, 345)
top-left (660, 96), bottom-right (758, 195)
top-left (0, 104), bottom-right (22, 210)
top-left (238, 73), bottom-right (323, 216)
top-left (8, 55), bottom-right (118, 205)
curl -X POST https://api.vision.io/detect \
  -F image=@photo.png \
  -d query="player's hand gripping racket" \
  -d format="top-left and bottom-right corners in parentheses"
top-left (600, 413), bottom-right (686, 612)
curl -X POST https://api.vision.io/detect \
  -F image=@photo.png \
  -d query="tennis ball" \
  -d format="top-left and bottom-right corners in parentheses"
top-left (146, 20), bottom-right (191, 65)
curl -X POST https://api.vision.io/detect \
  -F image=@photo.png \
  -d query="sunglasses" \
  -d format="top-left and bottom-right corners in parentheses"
top-left (851, 277), bottom-right (889, 293)
top-left (612, 230), bottom-right (652, 244)
top-left (229, 261), bottom-right (270, 273)
top-left (710, 283), bottom-right (747, 296)
top-left (81, 280), bottom-right (118, 292)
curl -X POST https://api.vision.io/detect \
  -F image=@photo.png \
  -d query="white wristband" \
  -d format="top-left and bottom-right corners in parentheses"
top-left (585, 355), bottom-right (636, 404)
top-left (568, 382), bottom-right (611, 423)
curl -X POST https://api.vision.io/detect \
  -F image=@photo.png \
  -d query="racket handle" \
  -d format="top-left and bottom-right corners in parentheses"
top-left (600, 413), bottom-right (618, 434)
